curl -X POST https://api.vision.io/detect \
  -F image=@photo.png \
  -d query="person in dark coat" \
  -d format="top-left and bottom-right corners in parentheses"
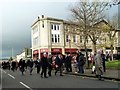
top-left (27, 59), bottom-right (34, 75)
top-left (47, 54), bottom-right (53, 76)
top-left (11, 61), bottom-right (16, 72)
top-left (41, 53), bottom-right (49, 78)
top-left (76, 51), bottom-right (85, 74)
top-left (101, 50), bottom-right (106, 72)
top-left (35, 58), bottom-right (41, 74)
top-left (18, 59), bottom-right (26, 75)
top-left (55, 54), bottom-right (64, 76)
top-left (65, 54), bottom-right (72, 72)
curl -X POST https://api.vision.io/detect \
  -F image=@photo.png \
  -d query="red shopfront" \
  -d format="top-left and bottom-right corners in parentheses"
top-left (65, 48), bottom-right (78, 55)
top-left (33, 50), bottom-right (39, 59)
top-left (51, 48), bottom-right (62, 55)
top-left (40, 48), bottom-right (62, 57)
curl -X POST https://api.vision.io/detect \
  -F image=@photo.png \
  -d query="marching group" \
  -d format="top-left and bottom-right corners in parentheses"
top-left (2, 50), bottom-right (115, 80)
top-left (1, 51), bottom-right (85, 77)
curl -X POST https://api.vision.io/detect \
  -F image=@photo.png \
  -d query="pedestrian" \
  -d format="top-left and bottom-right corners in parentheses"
top-left (105, 51), bottom-right (109, 61)
top-left (94, 50), bottom-right (103, 80)
top-left (35, 58), bottom-right (41, 74)
top-left (92, 62), bottom-right (95, 74)
top-left (47, 54), bottom-right (53, 77)
top-left (18, 59), bottom-right (26, 75)
top-left (28, 59), bottom-right (34, 75)
top-left (15, 60), bottom-right (19, 71)
top-left (6, 61), bottom-right (10, 70)
top-left (41, 53), bottom-right (49, 78)
top-left (88, 53), bottom-right (93, 66)
top-left (51, 56), bottom-right (56, 70)
top-left (11, 60), bottom-right (16, 72)
top-left (65, 54), bottom-right (72, 72)
top-left (101, 50), bottom-right (106, 72)
top-left (55, 53), bottom-right (64, 76)
top-left (73, 55), bottom-right (77, 73)
top-left (76, 51), bottom-right (85, 74)
top-left (91, 51), bottom-right (96, 74)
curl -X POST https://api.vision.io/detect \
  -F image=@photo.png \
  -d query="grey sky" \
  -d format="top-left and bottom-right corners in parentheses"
top-left (0, 0), bottom-right (118, 58)
top-left (1, 0), bottom-right (75, 58)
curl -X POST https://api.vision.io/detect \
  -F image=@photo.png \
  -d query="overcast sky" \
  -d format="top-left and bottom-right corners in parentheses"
top-left (0, 0), bottom-right (118, 59)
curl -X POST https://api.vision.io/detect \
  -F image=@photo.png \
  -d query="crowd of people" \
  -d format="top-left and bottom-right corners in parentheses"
top-left (1, 50), bottom-right (119, 80)
top-left (1, 51), bottom-right (85, 77)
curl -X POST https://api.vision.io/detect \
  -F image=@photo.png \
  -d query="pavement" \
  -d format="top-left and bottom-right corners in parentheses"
top-left (64, 68), bottom-right (120, 81)
top-left (0, 68), bottom-right (119, 89)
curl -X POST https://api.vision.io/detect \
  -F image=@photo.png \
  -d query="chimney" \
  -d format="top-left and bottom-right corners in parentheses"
top-left (42, 15), bottom-right (44, 18)
top-left (38, 16), bottom-right (39, 19)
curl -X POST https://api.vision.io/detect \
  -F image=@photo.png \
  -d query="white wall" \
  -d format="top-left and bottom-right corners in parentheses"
top-left (16, 52), bottom-right (25, 62)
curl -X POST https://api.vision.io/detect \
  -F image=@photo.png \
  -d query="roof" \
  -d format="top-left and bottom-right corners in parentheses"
top-left (31, 15), bottom-right (63, 27)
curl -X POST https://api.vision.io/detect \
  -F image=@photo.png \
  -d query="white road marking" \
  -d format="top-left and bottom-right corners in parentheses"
top-left (8, 74), bottom-right (15, 79)
top-left (20, 82), bottom-right (33, 90)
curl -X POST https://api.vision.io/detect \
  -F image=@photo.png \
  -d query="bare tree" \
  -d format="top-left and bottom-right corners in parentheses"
top-left (106, 13), bottom-right (118, 61)
top-left (69, 1), bottom-right (109, 67)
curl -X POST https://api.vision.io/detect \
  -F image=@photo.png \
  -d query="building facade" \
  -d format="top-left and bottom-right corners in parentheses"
top-left (31, 15), bottom-right (120, 59)
top-left (16, 48), bottom-right (32, 61)
top-left (31, 15), bottom-right (81, 59)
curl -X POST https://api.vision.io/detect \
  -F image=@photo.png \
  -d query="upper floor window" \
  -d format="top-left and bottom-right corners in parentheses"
top-left (55, 34), bottom-right (57, 42)
top-left (52, 34), bottom-right (54, 42)
top-left (54, 25), bottom-right (56, 30)
top-left (33, 36), bottom-right (38, 46)
top-left (33, 27), bottom-right (38, 34)
top-left (66, 35), bottom-right (69, 42)
top-left (73, 35), bottom-right (77, 43)
top-left (80, 36), bottom-right (82, 43)
top-left (52, 34), bottom-right (60, 43)
top-left (57, 25), bottom-right (59, 30)
top-left (51, 25), bottom-right (53, 30)
top-left (51, 24), bottom-right (60, 30)
top-left (58, 34), bottom-right (60, 42)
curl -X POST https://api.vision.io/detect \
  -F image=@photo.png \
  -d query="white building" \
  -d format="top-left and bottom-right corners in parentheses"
top-left (16, 52), bottom-right (25, 62)
top-left (31, 15), bottom-right (120, 59)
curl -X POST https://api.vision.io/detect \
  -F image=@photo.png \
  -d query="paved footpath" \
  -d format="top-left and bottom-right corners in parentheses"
top-left (85, 69), bottom-right (119, 78)
top-left (65, 67), bottom-right (120, 81)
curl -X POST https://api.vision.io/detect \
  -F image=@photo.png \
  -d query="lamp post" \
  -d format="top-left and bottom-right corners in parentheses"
top-left (12, 48), bottom-right (13, 59)
top-left (9, 47), bottom-right (13, 61)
